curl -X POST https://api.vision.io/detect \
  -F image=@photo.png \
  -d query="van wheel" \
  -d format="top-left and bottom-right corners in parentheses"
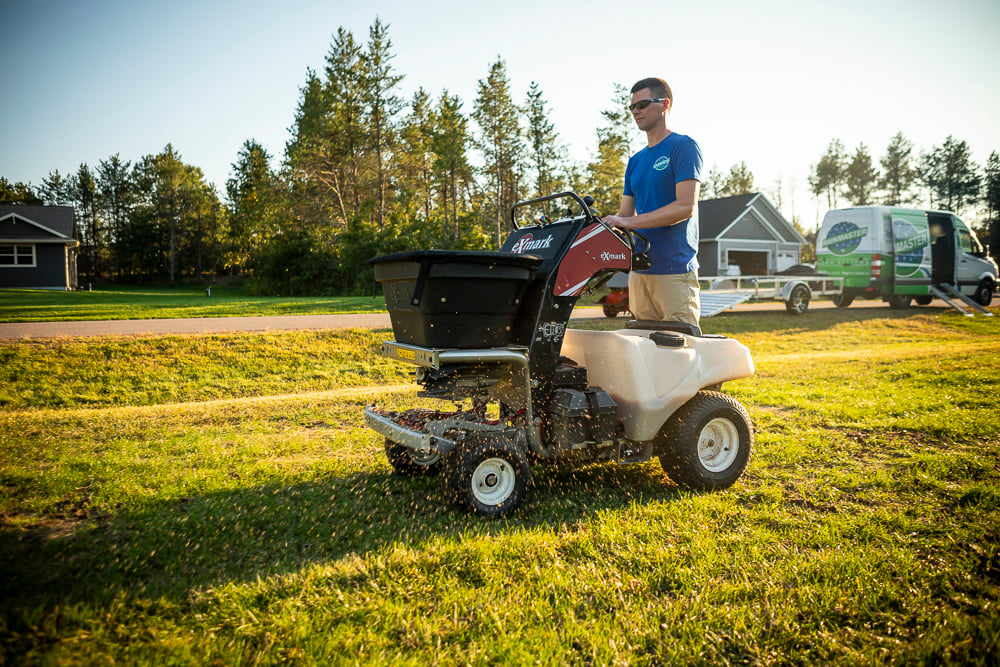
top-left (974, 279), bottom-right (994, 307)
top-left (832, 293), bottom-right (854, 308)
top-left (915, 295), bottom-right (933, 306)
top-left (784, 284), bottom-right (810, 315)
top-left (889, 295), bottom-right (912, 309)
top-left (657, 391), bottom-right (753, 491)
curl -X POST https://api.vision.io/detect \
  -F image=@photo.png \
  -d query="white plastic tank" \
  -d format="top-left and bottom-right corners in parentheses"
top-left (560, 328), bottom-right (754, 442)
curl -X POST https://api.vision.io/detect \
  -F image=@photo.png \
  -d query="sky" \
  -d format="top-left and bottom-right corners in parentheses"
top-left (2, 0), bottom-right (999, 231)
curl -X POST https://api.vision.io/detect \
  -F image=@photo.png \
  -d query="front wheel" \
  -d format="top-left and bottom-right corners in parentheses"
top-left (444, 435), bottom-right (531, 517)
top-left (385, 439), bottom-right (443, 476)
top-left (784, 284), bottom-right (810, 315)
top-left (603, 305), bottom-right (620, 318)
top-left (974, 279), bottom-right (994, 307)
top-left (657, 391), bottom-right (753, 491)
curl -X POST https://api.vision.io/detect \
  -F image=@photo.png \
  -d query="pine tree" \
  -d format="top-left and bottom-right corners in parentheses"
top-left (843, 144), bottom-right (878, 206)
top-left (585, 84), bottom-right (631, 214)
top-left (97, 155), bottom-right (135, 281)
top-left (919, 136), bottom-right (980, 213)
top-left (809, 139), bottom-right (847, 209)
top-left (524, 81), bottom-right (565, 211)
top-left (718, 162), bottom-right (755, 197)
top-left (472, 58), bottom-right (523, 248)
top-left (878, 132), bottom-right (917, 205)
top-left (432, 91), bottom-right (472, 241)
top-left (360, 18), bottom-right (404, 228)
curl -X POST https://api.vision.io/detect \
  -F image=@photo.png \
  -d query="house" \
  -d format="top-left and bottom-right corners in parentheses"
top-left (0, 205), bottom-right (78, 290)
top-left (697, 193), bottom-right (806, 276)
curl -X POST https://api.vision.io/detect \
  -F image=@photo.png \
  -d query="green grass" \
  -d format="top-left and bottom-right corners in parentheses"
top-left (1, 307), bottom-right (999, 664)
top-left (0, 286), bottom-right (387, 322)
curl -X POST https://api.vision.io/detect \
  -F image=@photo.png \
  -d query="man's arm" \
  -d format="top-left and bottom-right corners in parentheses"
top-left (604, 180), bottom-right (700, 231)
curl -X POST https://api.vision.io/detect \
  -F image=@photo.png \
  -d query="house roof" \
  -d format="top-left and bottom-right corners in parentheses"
top-left (699, 193), bottom-right (805, 244)
top-left (0, 205), bottom-right (76, 244)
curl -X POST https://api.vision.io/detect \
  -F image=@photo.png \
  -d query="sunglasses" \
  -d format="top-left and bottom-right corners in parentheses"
top-left (628, 98), bottom-right (667, 111)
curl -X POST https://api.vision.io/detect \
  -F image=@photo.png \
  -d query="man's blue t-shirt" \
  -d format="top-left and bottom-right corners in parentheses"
top-left (623, 132), bottom-right (703, 274)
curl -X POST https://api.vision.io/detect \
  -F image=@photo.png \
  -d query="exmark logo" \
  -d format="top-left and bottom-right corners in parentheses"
top-left (601, 251), bottom-right (627, 262)
top-left (510, 233), bottom-right (555, 254)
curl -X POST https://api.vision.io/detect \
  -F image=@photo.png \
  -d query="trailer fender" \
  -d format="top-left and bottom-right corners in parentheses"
top-left (779, 279), bottom-right (811, 302)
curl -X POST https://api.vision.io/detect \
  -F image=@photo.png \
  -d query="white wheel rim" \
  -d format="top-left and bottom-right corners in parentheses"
top-left (471, 457), bottom-right (516, 506)
top-left (697, 418), bottom-right (740, 473)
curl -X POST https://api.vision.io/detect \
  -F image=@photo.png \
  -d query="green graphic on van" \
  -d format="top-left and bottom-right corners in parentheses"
top-left (822, 221), bottom-right (868, 255)
top-left (892, 219), bottom-right (929, 277)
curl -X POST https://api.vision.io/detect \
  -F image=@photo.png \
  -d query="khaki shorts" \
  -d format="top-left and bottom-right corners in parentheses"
top-left (628, 270), bottom-right (700, 325)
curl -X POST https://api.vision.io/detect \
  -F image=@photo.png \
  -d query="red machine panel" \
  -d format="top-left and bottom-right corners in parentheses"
top-left (553, 223), bottom-right (631, 297)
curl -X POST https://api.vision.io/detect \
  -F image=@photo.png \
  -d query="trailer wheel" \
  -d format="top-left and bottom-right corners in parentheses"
top-left (603, 305), bottom-right (620, 318)
top-left (784, 284), bottom-right (810, 315)
top-left (832, 293), bottom-right (854, 308)
top-left (444, 434), bottom-right (531, 517)
top-left (385, 439), bottom-right (443, 476)
top-left (974, 279), bottom-right (994, 307)
top-left (657, 391), bottom-right (753, 491)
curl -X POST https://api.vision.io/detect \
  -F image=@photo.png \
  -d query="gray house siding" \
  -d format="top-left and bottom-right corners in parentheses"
top-left (696, 193), bottom-right (805, 277)
top-left (0, 206), bottom-right (78, 290)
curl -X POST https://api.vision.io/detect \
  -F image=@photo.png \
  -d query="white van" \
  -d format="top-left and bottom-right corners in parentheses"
top-left (815, 206), bottom-right (997, 308)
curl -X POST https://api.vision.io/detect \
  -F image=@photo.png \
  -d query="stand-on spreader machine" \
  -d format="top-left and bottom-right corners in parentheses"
top-left (365, 193), bottom-right (755, 517)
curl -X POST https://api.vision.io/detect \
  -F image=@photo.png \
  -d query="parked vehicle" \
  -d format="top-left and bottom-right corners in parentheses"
top-left (597, 272), bottom-right (629, 317)
top-left (816, 206), bottom-right (997, 310)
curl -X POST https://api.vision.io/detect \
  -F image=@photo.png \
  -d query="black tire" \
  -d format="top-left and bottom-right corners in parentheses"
top-left (784, 284), bottom-right (810, 315)
top-left (603, 305), bottom-right (620, 318)
top-left (889, 294), bottom-right (912, 309)
top-left (832, 293), bottom-right (854, 308)
top-left (974, 279), bottom-right (994, 307)
top-left (657, 391), bottom-right (753, 491)
top-left (444, 434), bottom-right (531, 517)
top-left (914, 295), bottom-right (933, 306)
top-left (385, 439), bottom-right (443, 476)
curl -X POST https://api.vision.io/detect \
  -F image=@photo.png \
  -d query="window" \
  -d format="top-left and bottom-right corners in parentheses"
top-left (0, 244), bottom-right (36, 267)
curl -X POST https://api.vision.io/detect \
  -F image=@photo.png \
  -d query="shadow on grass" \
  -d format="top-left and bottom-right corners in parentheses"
top-left (0, 458), bottom-right (681, 608)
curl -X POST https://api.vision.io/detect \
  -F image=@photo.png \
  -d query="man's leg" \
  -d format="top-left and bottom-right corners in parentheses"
top-left (627, 272), bottom-right (662, 320)
top-left (649, 271), bottom-right (700, 325)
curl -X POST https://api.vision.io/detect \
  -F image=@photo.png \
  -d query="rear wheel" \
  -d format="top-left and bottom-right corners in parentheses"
top-left (603, 305), bottom-right (620, 318)
top-left (832, 293), bottom-right (854, 308)
top-left (444, 434), bottom-right (531, 517)
top-left (914, 295), bottom-right (933, 306)
top-left (974, 279), bottom-right (994, 307)
top-left (889, 294), bottom-right (912, 309)
top-left (657, 391), bottom-right (753, 491)
top-left (784, 284), bottom-right (810, 315)
top-left (385, 439), bottom-right (443, 476)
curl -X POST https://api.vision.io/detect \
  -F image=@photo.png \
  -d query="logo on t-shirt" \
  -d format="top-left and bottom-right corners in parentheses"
top-left (653, 156), bottom-right (670, 171)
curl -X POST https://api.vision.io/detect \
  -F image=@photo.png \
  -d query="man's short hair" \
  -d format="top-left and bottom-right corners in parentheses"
top-left (631, 77), bottom-right (672, 102)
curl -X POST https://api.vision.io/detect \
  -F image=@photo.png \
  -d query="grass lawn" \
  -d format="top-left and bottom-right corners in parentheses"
top-left (0, 286), bottom-right (388, 323)
top-left (1, 307), bottom-right (998, 664)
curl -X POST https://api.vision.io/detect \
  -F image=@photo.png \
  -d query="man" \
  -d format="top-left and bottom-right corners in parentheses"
top-left (604, 77), bottom-right (704, 326)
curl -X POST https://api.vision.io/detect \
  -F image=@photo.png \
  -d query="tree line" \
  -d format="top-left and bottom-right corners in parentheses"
top-left (808, 133), bottom-right (1000, 239)
top-left (3, 19), bottom-right (999, 292)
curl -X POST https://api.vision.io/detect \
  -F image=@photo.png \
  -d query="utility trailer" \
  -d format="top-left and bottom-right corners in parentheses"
top-left (698, 274), bottom-right (846, 316)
